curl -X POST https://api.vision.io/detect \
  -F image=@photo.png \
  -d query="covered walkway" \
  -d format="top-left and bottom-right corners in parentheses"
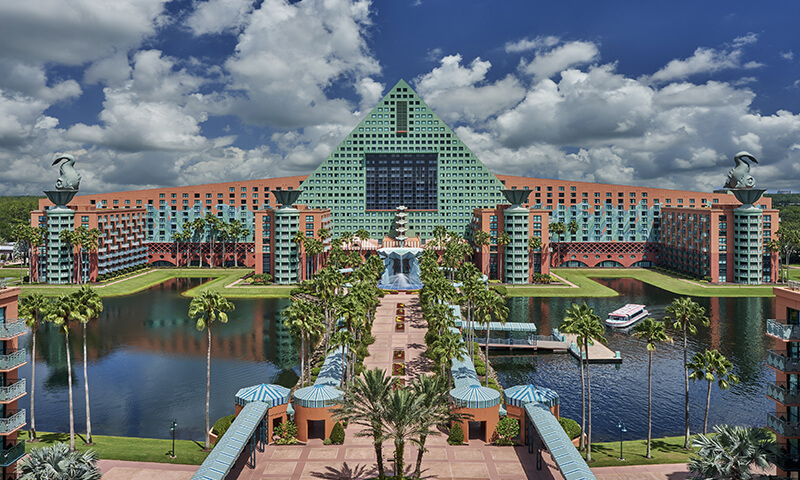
top-left (524, 402), bottom-right (596, 480)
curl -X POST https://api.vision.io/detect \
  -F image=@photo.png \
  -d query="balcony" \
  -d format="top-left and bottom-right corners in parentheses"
top-left (768, 382), bottom-right (800, 405)
top-left (0, 350), bottom-right (26, 372)
top-left (767, 351), bottom-right (800, 373)
top-left (0, 409), bottom-right (25, 435)
top-left (767, 319), bottom-right (800, 341)
top-left (0, 441), bottom-right (25, 467)
top-left (0, 321), bottom-right (25, 341)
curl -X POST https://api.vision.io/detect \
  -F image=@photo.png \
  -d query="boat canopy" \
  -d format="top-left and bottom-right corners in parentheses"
top-left (608, 304), bottom-right (646, 318)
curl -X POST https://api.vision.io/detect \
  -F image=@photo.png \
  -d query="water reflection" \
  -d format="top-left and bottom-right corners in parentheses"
top-left (493, 278), bottom-right (774, 441)
top-left (19, 278), bottom-right (298, 441)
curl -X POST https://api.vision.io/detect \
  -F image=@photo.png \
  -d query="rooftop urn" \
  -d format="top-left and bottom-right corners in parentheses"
top-left (501, 189), bottom-right (532, 206)
top-left (272, 190), bottom-right (303, 208)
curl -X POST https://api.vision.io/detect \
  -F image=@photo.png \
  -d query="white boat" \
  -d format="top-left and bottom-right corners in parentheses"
top-left (605, 304), bottom-right (649, 329)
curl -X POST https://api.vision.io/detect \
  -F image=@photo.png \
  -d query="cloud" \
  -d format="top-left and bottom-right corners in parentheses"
top-left (185, 0), bottom-right (256, 35)
top-left (504, 36), bottom-right (560, 53)
top-left (521, 41), bottom-right (599, 79)
top-left (219, 0), bottom-right (380, 129)
top-left (647, 35), bottom-right (760, 83)
top-left (0, 0), bottom-right (169, 66)
top-left (781, 51), bottom-right (794, 61)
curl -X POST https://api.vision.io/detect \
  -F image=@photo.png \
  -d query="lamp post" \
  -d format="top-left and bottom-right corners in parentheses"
top-left (617, 421), bottom-right (627, 461)
top-left (170, 420), bottom-right (178, 458)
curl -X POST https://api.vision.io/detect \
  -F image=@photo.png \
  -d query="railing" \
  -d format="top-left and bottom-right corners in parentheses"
top-left (767, 351), bottom-right (800, 373)
top-left (0, 350), bottom-right (26, 371)
top-left (767, 319), bottom-right (800, 341)
top-left (0, 320), bottom-right (26, 340)
top-left (768, 412), bottom-right (800, 438)
top-left (789, 280), bottom-right (800, 291)
top-left (473, 336), bottom-right (569, 347)
top-left (775, 449), bottom-right (800, 472)
top-left (768, 382), bottom-right (800, 405)
top-left (0, 441), bottom-right (25, 467)
top-left (0, 409), bottom-right (25, 435)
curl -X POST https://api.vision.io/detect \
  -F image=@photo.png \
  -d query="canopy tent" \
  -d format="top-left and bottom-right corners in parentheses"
top-left (235, 384), bottom-right (290, 408)
top-left (454, 320), bottom-right (537, 332)
top-left (293, 384), bottom-right (343, 408)
top-left (449, 384), bottom-right (502, 409)
top-left (504, 384), bottom-right (560, 408)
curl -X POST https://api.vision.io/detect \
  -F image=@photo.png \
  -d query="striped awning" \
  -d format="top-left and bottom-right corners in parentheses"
top-left (504, 384), bottom-right (560, 408)
top-left (235, 384), bottom-right (290, 408)
top-left (525, 402), bottom-right (596, 480)
top-left (454, 320), bottom-right (537, 332)
top-left (293, 384), bottom-right (343, 408)
top-left (449, 384), bottom-right (501, 409)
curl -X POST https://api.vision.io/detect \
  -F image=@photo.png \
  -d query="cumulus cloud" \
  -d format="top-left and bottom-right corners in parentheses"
top-left (504, 36), bottom-right (560, 53)
top-left (522, 41), bottom-right (599, 79)
top-left (647, 34), bottom-right (761, 83)
top-left (0, 0), bottom-right (169, 66)
top-left (219, 0), bottom-right (380, 129)
top-left (185, 0), bottom-right (256, 35)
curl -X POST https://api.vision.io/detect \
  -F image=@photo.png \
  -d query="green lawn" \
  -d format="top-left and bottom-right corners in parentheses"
top-left (21, 431), bottom-right (209, 465)
top-left (506, 268), bottom-right (775, 298)
top-left (586, 434), bottom-right (694, 468)
top-left (20, 268), bottom-right (295, 298)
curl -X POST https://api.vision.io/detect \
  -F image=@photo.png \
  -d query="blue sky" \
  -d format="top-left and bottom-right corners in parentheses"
top-left (0, 0), bottom-right (798, 195)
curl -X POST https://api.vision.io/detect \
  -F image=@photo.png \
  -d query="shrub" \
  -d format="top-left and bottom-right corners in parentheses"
top-left (494, 417), bottom-right (520, 446)
top-left (311, 367), bottom-right (321, 376)
top-left (212, 414), bottom-right (235, 444)
top-left (329, 421), bottom-right (345, 444)
top-left (448, 423), bottom-right (464, 445)
top-left (275, 421), bottom-right (298, 445)
top-left (559, 417), bottom-right (581, 440)
top-left (474, 365), bottom-right (486, 376)
top-left (492, 285), bottom-right (508, 295)
top-left (323, 438), bottom-right (332, 445)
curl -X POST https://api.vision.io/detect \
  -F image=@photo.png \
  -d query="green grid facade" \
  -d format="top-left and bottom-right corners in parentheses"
top-left (504, 206), bottom-right (530, 284)
top-left (733, 205), bottom-right (763, 284)
top-left (546, 203), bottom-right (659, 242)
top-left (45, 208), bottom-right (75, 284)
top-left (299, 80), bottom-right (506, 239)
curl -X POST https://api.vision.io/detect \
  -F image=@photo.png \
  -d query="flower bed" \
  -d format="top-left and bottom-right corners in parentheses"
top-left (393, 378), bottom-right (406, 388)
top-left (392, 362), bottom-right (405, 376)
top-left (393, 349), bottom-right (405, 361)
top-left (395, 316), bottom-right (404, 322)
top-left (395, 322), bottom-right (405, 332)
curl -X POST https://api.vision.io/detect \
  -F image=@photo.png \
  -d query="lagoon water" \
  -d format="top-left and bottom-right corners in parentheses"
top-left (20, 276), bottom-right (773, 442)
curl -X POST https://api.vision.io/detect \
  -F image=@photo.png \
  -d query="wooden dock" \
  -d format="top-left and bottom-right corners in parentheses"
top-left (473, 334), bottom-right (622, 364)
top-left (562, 333), bottom-right (622, 364)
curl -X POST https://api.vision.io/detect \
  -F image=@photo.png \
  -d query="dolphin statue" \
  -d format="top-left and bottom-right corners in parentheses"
top-left (53, 154), bottom-right (81, 190)
top-left (724, 151), bottom-right (758, 189)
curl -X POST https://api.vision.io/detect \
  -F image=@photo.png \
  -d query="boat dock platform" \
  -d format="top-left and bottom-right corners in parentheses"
top-left (468, 328), bottom-right (622, 364)
top-left (562, 333), bottom-right (622, 364)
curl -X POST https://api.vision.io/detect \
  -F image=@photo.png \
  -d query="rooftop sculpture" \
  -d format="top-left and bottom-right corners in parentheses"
top-left (724, 151), bottom-right (758, 189)
top-left (52, 154), bottom-right (81, 191)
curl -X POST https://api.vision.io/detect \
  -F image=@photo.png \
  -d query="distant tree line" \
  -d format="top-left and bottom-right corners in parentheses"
top-left (0, 196), bottom-right (42, 242)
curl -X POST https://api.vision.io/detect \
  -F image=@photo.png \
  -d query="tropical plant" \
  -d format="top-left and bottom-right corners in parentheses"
top-left (331, 368), bottom-right (393, 480)
top-left (494, 416), bottom-right (520, 446)
top-left (45, 294), bottom-right (83, 450)
top-left (73, 286), bottom-right (103, 444)
top-left (19, 442), bottom-right (101, 480)
top-left (188, 290), bottom-right (235, 449)
top-left (632, 317), bottom-right (673, 457)
top-left (274, 420), bottom-right (298, 445)
top-left (559, 417), bottom-right (581, 440)
top-left (664, 297), bottom-right (710, 448)
top-left (549, 221), bottom-right (567, 240)
top-left (382, 388), bottom-right (425, 480)
top-left (688, 349), bottom-right (740, 435)
top-left (688, 425), bottom-right (777, 480)
top-left (476, 289), bottom-right (508, 387)
top-left (472, 229), bottom-right (490, 277)
top-left (20, 293), bottom-right (49, 441)
top-left (428, 329), bottom-right (466, 389)
top-left (560, 302), bottom-right (605, 461)
top-left (228, 219), bottom-right (248, 267)
top-left (567, 219), bottom-right (579, 241)
top-left (496, 232), bottom-right (510, 282)
top-left (411, 375), bottom-right (467, 478)
top-left (329, 421), bottom-right (345, 444)
top-left (773, 226), bottom-right (800, 282)
top-left (447, 422), bottom-right (464, 445)
top-left (282, 298), bottom-right (324, 387)
top-left (292, 229), bottom-right (306, 282)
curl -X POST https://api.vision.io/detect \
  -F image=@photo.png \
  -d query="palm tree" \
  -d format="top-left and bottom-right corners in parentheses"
top-left (688, 349), bottom-right (740, 435)
top-left (664, 296), bottom-right (710, 448)
top-left (355, 228), bottom-right (370, 258)
top-left (20, 293), bottom-right (49, 441)
top-left (80, 228), bottom-right (100, 283)
top-left (282, 299), bottom-right (323, 387)
top-left (528, 236), bottom-right (542, 279)
top-left (74, 286), bottom-right (103, 444)
top-left (688, 425), bottom-right (777, 480)
top-left (411, 375), bottom-right (467, 479)
top-left (632, 318), bottom-right (673, 457)
top-left (560, 302), bottom-right (605, 461)
top-left (45, 294), bottom-right (84, 450)
top-left (383, 388), bottom-right (425, 480)
top-left (27, 226), bottom-right (45, 283)
top-left (472, 229), bottom-right (490, 277)
top-left (567, 219), bottom-right (579, 241)
top-left (59, 229), bottom-right (80, 284)
top-left (19, 442), bottom-right (101, 480)
top-left (429, 330), bottom-right (466, 389)
top-left (191, 216), bottom-right (207, 267)
top-left (228, 219), bottom-right (248, 267)
top-left (188, 290), bottom-right (235, 449)
top-left (292, 230), bottom-right (306, 282)
top-left (496, 232), bottom-right (510, 282)
top-left (305, 238), bottom-right (323, 276)
top-left (476, 289), bottom-right (508, 387)
top-left (331, 368), bottom-right (393, 480)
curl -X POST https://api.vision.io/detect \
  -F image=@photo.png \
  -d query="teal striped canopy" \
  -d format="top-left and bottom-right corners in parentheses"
top-left (504, 384), bottom-right (560, 408)
top-left (293, 384), bottom-right (343, 408)
top-left (235, 384), bottom-right (290, 408)
top-left (454, 320), bottom-right (537, 332)
top-left (449, 384), bottom-right (501, 409)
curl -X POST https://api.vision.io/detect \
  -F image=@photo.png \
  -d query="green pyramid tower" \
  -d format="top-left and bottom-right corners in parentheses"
top-left (298, 79), bottom-right (506, 240)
